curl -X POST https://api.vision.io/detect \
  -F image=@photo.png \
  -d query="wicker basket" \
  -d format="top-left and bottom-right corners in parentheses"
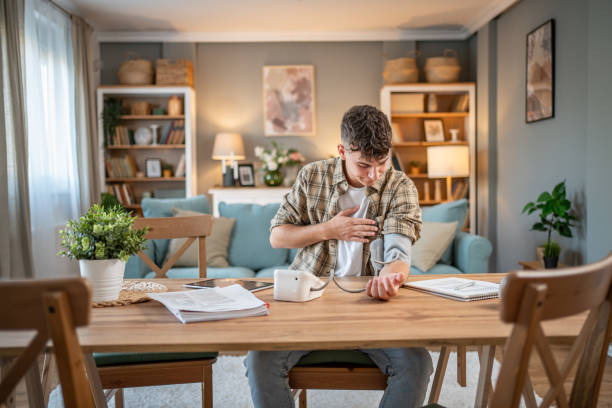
top-left (424, 49), bottom-right (461, 83)
top-left (156, 59), bottom-right (194, 86)
top-left (130, 101), bottom-right (151, 115)
top-left (383, 52), bottom-right (420, 84)
top-left (118, 59), bottom-right (154, 85)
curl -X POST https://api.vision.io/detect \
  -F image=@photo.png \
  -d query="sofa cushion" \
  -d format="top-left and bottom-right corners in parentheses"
top-left (422, 199), bottom-right (468, 264)
top-left (94, 352), bottom-right (218, 367)
top-left (255, 265), bottom-right (292, 278)
top-left (288, 248), bottom-right (299, 264)
top-left (296, 350), bottom-right (375, 367)
top-left (220, 203), bottom-right (289, 270)
top-left (141, 195), bottom-right (211, 264)
top-left (145, 266), bottom-right (256, 279)
top-left (164, 208), bottom-right (236, 268)
top-left (410, 263), bottom-right (462, 275)
top-left (411, 222), bottom-right (458, 272)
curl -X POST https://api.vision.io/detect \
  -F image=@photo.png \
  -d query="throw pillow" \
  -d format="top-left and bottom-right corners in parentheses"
top-left (422, 199), bottom-right (468, 264)
top-left (411, 221), bottom-right (458, 272)
top-left (164, 208), bottom-right (236, 268)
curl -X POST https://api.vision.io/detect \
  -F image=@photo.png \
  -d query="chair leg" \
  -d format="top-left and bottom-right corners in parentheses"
top-left (114, 388), bottom-right (124, 408)
top-left (428, 346), bottom-right (450, 404)
top-left (457, 345), bottom-right (467, 387)
top-left (299, 389), bottom-right (307, 408)
top-left (202, 365), bottom-right (213, 408)
top-left (1, 357), bottom-right (17, 408)
top-left (475, 345), bottom-right (495, 408)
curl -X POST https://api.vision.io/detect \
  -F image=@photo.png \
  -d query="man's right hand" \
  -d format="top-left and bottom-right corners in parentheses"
top-left (325, 207), bottom-right (378, 243)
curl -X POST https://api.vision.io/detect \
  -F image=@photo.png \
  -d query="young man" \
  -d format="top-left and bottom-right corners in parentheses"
top-left (245, 105), bottom-right (433, 408)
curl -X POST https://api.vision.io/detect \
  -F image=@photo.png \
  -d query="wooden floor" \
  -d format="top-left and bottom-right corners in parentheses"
top-left (11, 346), bottom-right (612, 407)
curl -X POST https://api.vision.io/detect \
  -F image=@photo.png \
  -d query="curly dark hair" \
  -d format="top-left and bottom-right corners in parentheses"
top-left (340, 105), bottom-right (392, 160)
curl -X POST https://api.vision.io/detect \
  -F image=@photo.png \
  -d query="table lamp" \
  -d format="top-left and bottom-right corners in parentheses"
top-left (212, 133), bottom-right (245, 186)
top-left (427, 145), bottom-right (469, 201)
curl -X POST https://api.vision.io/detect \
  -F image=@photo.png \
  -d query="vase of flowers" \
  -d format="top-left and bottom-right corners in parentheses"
top-left (58, 205), bottom-right (148, 302)
top-left (255, 142), bottom-right (306, 187)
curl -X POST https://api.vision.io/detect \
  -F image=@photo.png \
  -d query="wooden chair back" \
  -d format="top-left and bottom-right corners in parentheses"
top-left (492, 252), bottom-right (612, 408)
top-left (0, 278), bottom-right (95, 408)
top-left (133, 215), bottom-right (213, 279)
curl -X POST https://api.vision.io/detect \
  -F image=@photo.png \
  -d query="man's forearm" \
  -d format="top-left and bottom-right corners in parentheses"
top-left (379, 260), bottom-right (411, 283)
top-left (270, 224), bottom-right (330, 249)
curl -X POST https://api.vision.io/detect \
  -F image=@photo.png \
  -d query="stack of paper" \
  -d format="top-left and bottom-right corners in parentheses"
top-left (404, 277), bottom-right (499, 302)
top-left (149, 284), bottom-right (269, 323)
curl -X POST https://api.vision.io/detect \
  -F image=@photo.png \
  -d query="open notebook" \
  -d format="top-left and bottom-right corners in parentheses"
top-left (404, 277), bottom-right (499, 302)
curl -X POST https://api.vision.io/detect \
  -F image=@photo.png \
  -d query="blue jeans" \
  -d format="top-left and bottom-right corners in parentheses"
top-left (244, 348), bottom-right (433, 408)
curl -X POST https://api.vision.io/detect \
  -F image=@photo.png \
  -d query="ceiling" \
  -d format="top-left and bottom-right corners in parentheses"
top-left (57, 0), bottom-right (518, 42)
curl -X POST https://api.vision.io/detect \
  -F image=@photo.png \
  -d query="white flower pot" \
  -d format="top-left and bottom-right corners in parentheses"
top-left (79, 259), bottom-right (125, 302)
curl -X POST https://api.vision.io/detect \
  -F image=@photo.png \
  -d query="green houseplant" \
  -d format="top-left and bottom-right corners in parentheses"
top-left (522, 181), bottom-right (576, 268)
top-left (408, 160), bottom-right (421, 175)
top-left (58, 205), bottom-right (148, 301)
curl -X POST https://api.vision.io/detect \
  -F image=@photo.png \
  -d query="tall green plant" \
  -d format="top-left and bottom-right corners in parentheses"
top-left (102, 97), bottom-right (123, 146)
top-left (522, 181), bottom-right (577, 257)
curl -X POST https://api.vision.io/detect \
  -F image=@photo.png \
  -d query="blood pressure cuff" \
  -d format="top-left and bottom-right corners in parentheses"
top-left (369, 233), bottom-right (412, 275)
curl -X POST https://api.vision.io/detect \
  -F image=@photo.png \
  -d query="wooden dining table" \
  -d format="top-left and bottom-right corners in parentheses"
top-left (0, 274), bottom-right (587, 407)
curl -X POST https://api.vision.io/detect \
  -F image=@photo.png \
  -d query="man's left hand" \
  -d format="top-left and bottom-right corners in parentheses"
top-left (366, 272), bottom-right (404, 300)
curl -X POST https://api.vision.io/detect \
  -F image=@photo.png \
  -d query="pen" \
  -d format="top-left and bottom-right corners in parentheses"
top-left (453, 282), bottom-right (475, 291)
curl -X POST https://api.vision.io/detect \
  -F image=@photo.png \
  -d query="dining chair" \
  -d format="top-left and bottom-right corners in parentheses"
top-left (0, 278), bottom-right (95, 408)
top-left (425, 251), bottom-right (612, 408)
top-left (94, 215), bottom-right (218, 408)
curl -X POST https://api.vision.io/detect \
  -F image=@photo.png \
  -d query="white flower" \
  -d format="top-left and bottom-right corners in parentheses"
top-left (268, 162), bottom-right (278, 171)
top-left (254, 146), bottom-right (264, 158)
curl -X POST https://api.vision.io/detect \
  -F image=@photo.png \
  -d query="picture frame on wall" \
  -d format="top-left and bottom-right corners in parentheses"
top-left (526, 19), bottom-right (555, 123)
top-left (423, 119), bottom-right (445, 142)
top-left (145, 158), bottom-right (162, 178)
top-left (263, 65), bottom-right (316, 136)
top-left (238, 164), bottom-right (255, 187)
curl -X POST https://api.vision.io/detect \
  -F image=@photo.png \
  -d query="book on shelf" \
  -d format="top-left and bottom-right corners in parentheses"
top-left (148, 284), bottom-right (270, 324)
top-left (390, 149), bottom-right (404, 171)
top-left (105, 154), bottom-right (139, 178)
top-left (111, 126), bottom-right (133, 146)
top-left (451, 180), bottom-right (468, 200)
top-left (175, 153), bottom-right (186, 177)
top-left (451, 94), bottom-right (469, 112)
top-left (404, 277), bottom-right (499, 302)
top-left (106, 183), bottom-right (135, 206)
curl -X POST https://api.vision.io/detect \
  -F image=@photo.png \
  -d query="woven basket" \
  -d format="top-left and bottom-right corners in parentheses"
top-left (424, 49), bottom-right (459, 69)
top-left (131, 101), bottom-right (151, 115)
top-left (156, 59), bottom-right (194, 86)
top-left (118, 59), bottom-right (154, 85)
top-left (383, 68), bottom-right (418, 84)
top-left (424, 66), bottom-right (461, 83)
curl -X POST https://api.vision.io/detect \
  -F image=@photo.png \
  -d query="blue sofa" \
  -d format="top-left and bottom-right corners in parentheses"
top-left (124, 196), bottom-right (492, 279)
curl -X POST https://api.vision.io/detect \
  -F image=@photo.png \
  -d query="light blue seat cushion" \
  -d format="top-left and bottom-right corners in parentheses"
top-left (140, 195), bottom-right (211, 265)
top-left (94, 351), bottom-right (217, 367)
top-left (289, 248), bottom-right (299, 263)
top-left (296, 350), bottom-right (376, 367)
top-left (410, 264), bottom-right (462, 275)
top-left (144, 266), bottom-right (256, 279)
top-left (422, 199), bottom-right (468, 265)
top-left (256, 265), bottom-right (292, 278)
top-left (220, 203), bottom-right (289, 270)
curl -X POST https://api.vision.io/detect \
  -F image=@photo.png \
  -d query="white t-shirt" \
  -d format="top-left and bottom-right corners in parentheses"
top-left (335, 186), bottom-right (369, 277)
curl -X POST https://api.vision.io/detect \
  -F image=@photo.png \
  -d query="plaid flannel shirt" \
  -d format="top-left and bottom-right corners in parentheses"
top-left (270, 157), bottom-right (422, 277)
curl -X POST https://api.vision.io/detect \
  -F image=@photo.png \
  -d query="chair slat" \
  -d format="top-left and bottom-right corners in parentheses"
top-left (134, 216), bottom-right (213, 240)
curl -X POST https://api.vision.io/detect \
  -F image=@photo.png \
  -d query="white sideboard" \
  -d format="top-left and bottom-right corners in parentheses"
top-left (208, 187), bottom-right (291, 217)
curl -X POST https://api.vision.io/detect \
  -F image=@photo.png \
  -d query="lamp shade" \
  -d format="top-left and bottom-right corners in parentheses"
top-left (427, 145), bottom-right (469, 178)
top-left (212, 133), bottom-right (245, 160)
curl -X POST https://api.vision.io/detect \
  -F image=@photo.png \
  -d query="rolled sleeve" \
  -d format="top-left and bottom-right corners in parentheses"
top-left (381, 179), bottom-right (422, 243)
top-left (270, 166), bottom-right (309, 231)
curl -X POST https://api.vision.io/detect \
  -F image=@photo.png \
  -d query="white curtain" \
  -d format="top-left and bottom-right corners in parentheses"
top-left (24, 0), bottom-right (80, 277)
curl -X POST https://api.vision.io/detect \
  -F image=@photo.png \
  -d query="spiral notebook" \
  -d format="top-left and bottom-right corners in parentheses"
top-left (404, 277), bottom-right (499, 302)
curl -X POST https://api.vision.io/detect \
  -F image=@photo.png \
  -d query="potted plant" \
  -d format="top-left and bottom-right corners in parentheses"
top-left (162, 162), bottom-right (173, 178)
top-left (522, 181), bottom-right (576, 268)
top-left (58, 205), bottom-right (148, 302)
top-left (408, 160), bottom-right (421, 175)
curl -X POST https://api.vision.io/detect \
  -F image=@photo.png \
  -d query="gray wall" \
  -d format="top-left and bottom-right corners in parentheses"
top-left (478, 0), bottom-right (611, 272)
top-left (101, 40), bottom-right (475, 198)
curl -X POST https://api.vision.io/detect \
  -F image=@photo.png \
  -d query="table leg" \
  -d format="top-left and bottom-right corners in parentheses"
top-left (24, 359), bottom-right (44, 408)
top-left (0, 358), bottom-right (16, 408)
top-left (474, 345), bottom-right (495, 408)
top-left (83, 353), bottom-right (108, 408)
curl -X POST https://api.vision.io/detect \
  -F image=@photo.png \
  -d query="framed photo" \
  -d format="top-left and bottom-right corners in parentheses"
top-left (145, 158), bottom-right (162, 178)
top-left (423, 119), bottom-right (445, 142)
top-left (263, 65), bottom-right (316, 136)
top-left (238, 164), bottom-right (255, 187)
top-left (526, 19), bottom-right (555, 123)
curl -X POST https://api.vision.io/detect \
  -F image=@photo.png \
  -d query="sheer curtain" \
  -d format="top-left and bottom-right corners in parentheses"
top-left (24, 0), bottom-right (81, 277)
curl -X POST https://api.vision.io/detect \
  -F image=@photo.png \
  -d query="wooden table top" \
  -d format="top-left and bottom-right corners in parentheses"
top-left (0, 274), bottom-right (586, 355)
